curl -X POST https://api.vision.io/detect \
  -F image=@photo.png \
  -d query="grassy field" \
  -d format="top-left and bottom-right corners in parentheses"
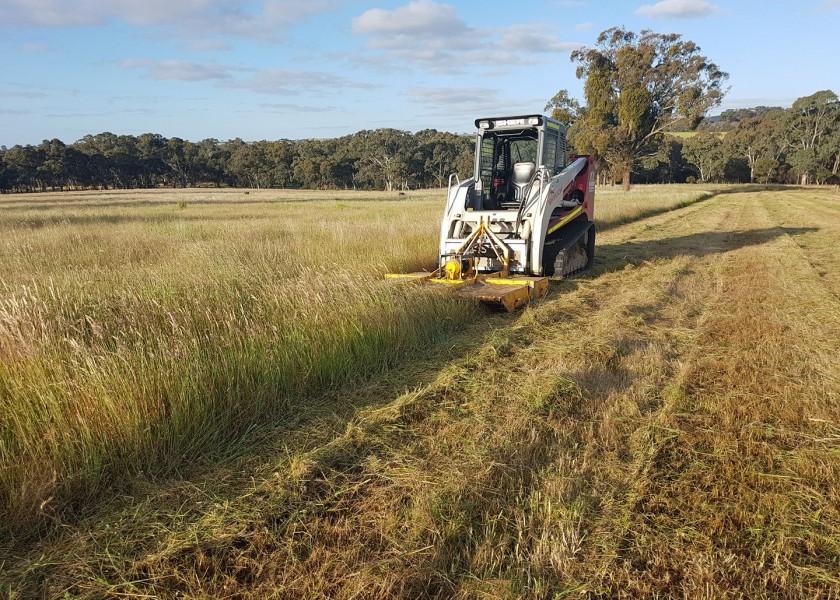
top-left (2, 184), bottom-right (839, 598)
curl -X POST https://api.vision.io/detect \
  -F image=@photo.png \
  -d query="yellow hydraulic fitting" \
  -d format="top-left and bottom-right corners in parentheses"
top-left (444, 258), bottom-right (462, 280)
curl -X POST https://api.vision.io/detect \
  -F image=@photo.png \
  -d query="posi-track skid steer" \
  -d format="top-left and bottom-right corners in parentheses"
top-left (388, 115), bottom-right (595, 311)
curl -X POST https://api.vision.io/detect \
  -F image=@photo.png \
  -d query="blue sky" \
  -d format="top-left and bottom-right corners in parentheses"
top-left (1, 0), bottom-right (838, 146)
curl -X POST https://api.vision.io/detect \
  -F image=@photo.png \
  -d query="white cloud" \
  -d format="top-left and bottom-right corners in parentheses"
top-left (352, 0), bottom-right (466, 38)
top-left (187, 40), bottom-right (232, 52)
top-left (352, 0), bottom-right (482, 58)
top-left (351, 1), bottom-right (581, 71)
top-left (407, 87), bottom-right (498, 106)
top-left (117, 107), bottom-right (155, 115)
top-left (352, 1), bottom-right (478, 71)
top-left (496, 25), bottom-right (584, 53)
top-left (120, 59), bottom-right (375, 96)
top-left (121, 59), bottom-right (232, 81)
top-left (225, 70), bottom-right (377, 95)
top-left (0, 0), bottom-right (335, 41)
top-left (406, 86), bottom-right (505, 115)
top-left (636, 0), bottom-right (718, 19)
top-left (0, 89), bottom-right (49, 99)
top-left (404, 87), bottom-right (544, 117)
top-left (18, 42), bottom-right (51, 53)
top-left (574, 22), bottom-right (593, 32)
top-left (260, 102), bottom-right (339, 113)
top-left (107, 94), bottom-right (169, 105)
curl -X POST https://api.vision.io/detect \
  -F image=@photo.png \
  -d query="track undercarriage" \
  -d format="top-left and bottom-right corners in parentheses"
top-left (543, 220), bottom-right (596, 279)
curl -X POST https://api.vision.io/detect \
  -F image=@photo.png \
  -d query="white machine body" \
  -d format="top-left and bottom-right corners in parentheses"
top-left (439, 115), bottom-right (594, 277)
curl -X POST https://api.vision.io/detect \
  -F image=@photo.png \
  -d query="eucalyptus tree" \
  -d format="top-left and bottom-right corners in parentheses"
top-left (544, 89), bottom-right (581, 127)
top-left (353, 129), bottom-right (412, 191)
top-left (570, 27), bottom-right (728, 190)
top-left (682, 132), bottom-right (726, 183)
top-left (726, 109), bottom-right (787, 183)
top-left (786, 90), bottom-right (839, 184)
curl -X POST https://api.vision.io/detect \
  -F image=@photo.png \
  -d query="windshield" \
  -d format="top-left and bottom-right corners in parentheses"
top-left (477, 130), bottom-right (538, 203)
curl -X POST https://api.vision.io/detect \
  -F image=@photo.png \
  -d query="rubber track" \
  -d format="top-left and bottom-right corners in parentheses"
top-left (543, 220), bottom-right (594, 278)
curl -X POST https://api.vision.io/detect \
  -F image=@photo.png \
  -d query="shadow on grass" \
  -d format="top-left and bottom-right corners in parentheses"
top-left (598, 184), bottom-right (806, 232)
top-left (595, 226), bottom-right (818, 272)
top-left (536, 225), bottom-right (819, 419)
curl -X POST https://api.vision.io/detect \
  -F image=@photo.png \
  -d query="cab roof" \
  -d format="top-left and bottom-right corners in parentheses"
top-left (474, 115), bottom-right (562, 130)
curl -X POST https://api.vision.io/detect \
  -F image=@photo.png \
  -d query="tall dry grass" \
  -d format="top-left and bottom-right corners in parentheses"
top-left (595, 183), bottom-right (720, 228)
top-left (0, 189), bottom-right (474, 540)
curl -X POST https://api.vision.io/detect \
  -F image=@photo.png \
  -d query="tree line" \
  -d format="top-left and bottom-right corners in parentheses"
top-left (0, 129), bottom-right (474, 193)
top-left (633, 94), bottom-right (840, 186)
top-left (2, 95), bottom-right (837, 195)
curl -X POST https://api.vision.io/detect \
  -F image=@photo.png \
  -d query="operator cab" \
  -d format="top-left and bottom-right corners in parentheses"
top-left (471, 115), bottom-right (567, 211)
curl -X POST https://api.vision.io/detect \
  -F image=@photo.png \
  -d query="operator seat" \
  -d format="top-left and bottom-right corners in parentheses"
top-left (500, 161), bottom-right (535, 209)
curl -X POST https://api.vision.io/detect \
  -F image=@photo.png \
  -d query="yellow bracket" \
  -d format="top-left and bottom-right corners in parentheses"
top-left (447, 216), bottom-right (512, 279)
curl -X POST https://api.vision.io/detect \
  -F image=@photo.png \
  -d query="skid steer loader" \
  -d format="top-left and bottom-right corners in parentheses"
top-left (388, 115), bottom-right (595, 311)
